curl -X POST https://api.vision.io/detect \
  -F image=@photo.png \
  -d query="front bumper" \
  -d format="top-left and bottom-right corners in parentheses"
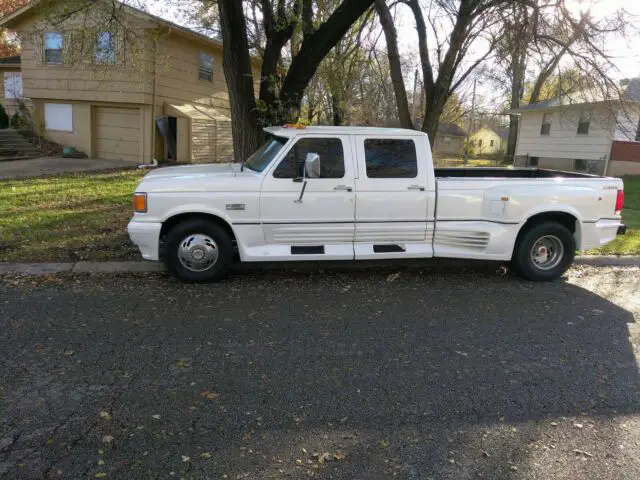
top-left (617, 224), bottom-right (627, 236)
top-left (127, 221), bottom-right (162, 261)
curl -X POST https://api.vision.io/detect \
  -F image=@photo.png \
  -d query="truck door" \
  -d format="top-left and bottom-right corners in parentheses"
top-left (259, 135), bottom-right (356, 259)
top-left (353, 135), bottom-right (434, 259)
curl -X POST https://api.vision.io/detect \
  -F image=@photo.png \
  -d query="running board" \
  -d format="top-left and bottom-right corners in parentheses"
top-left (291, 246), bottom-right (325, 255)
top-left (373, 244), bottom-right (405, 253)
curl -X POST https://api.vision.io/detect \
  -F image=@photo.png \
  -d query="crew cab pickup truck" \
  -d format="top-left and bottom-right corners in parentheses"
top-left (127, 125), bottom-right (626, 282)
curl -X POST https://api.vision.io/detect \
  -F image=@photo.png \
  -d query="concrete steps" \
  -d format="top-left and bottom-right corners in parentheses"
top-left (0, 129), bottom-right (41, 159)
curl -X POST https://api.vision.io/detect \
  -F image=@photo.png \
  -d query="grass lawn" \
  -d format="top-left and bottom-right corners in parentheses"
top-left (0, 170), bottom-right (145, 262)
top-left (586, 175), bottom-right (640, 255)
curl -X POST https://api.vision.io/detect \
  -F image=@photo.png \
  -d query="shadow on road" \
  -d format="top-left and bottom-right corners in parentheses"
top-left (1, 269), bottom-right (638, 479)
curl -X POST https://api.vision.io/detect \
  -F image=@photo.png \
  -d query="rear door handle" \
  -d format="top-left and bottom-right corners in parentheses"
top-left (334, 185), bottom-right (353, 192)
top-left (407, 185), bottom-right (425, 191)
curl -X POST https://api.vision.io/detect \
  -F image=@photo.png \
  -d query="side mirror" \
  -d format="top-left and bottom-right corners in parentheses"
top-left (305, 153), bottom-right (321, 178)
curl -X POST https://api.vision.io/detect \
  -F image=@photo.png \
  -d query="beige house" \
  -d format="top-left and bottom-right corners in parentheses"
top-left (510, 80), bottom-right (640, 176)
top-left (469, 126), bottom-right (508, 155)
top-left (432, 122), bottom-right (467, 156)
top-left (0, 1), bottom-right (260, 163)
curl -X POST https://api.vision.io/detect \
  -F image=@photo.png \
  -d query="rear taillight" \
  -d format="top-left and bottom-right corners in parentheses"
top-left (615, 190), bottom-right (624, 215)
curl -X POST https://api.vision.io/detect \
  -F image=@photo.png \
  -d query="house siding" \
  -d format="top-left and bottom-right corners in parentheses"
top-left (155, 34), bottom-right (230, 115)
top-left (15, 12), bottom-right (154, 105)
top-left (515, 105), bottom-right (614, 162)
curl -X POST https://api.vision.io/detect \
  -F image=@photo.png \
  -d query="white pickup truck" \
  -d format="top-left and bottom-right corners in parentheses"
top-left (127, 125), bottom-right (626, 282)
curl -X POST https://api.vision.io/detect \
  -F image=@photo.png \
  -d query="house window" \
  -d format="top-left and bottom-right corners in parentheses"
top-left (44, 103), bottom-right (73, 132)
top-left (3, 72), bottom-right (23, 99)
top-left (95, 32), bottom-right (116, 64)
top-left (575, 159), bottom-right (588, 171)
top-left (635, 116), bottom-right (640, 141)
top-left (364, 138), bottom-right (417, 178)
top-left (490, 139), bottom-right (495, 147)
top-left (540, 113), bottom-right (552, 135)
top-left (44, 32), bottom-right (63, 64)
top-left (198, 52), bottom-right (213, 82)
top-left (529, 156), bottom-right (539, 167)
top-left (577, 109), bottom-right (590, 135)
top-left (478, 139), bottom-right (483, 147)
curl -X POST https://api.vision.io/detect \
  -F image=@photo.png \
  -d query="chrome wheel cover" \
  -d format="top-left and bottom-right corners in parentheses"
top-left (177, 234), bottom-right (219, 272)
top-left (530, 235), bottom-right (564, 271)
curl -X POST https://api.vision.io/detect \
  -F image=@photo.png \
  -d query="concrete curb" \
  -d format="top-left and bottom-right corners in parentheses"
top-left (1, 256), bottom-right (639, 277)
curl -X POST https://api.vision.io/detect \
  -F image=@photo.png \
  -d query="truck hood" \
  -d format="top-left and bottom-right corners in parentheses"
top-left (136, 163), bottom-right (262, 193)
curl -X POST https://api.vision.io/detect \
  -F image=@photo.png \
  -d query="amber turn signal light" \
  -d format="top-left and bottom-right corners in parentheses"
top-left (133, 193), bottom-right (147, 213)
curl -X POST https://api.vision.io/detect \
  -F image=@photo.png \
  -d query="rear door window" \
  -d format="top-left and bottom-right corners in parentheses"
top-left (364, 139), bottom-right (417, 178)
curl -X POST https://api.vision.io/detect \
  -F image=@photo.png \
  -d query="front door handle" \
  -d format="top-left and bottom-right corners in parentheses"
top-left (334, 185), bottom-right (353, 192)
top-left (407, 185), bottom-right (425, 191)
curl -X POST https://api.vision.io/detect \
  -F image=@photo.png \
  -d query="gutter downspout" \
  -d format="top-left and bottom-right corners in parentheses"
top-left (150, 34), bottom-right (159, 164)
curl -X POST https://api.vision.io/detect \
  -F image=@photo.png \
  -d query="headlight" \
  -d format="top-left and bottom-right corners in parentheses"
top-left (132, 192), bottom-right (147, 213)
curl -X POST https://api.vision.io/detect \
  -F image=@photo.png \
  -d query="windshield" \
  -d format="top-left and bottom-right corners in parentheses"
top-left (243, 135), bottom-right (287, 173)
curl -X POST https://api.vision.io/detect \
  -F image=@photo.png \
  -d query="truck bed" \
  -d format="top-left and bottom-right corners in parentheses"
top-left (434, 167), bottom-right (600, 179)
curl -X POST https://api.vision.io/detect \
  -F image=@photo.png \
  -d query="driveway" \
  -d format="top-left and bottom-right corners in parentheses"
top-left (1, 266), bottom-right (639, 479)
top-left (0, 157), bottom-right (140, 179)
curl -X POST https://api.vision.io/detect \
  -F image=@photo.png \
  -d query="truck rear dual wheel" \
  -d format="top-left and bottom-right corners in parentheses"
top-left (512, 221), bottom-right (576, 282)
top-left (164, 219), bottom-right (234, 282)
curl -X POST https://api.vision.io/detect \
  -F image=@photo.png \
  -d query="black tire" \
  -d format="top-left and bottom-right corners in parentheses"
top-left (164, 219), bottom-right (233, 282)
top-left (512, 221), bottom-right (575, 282)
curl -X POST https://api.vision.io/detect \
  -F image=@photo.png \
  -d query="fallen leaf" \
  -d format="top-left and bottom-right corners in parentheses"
top-left (574, 423), bottom-right (584, 429)
top-left (317, 453), bottom-right (332, 464)
top-left (379, 440), bottom-right (389, 449)
top-left (181, 455), bottom-right (190, 462)
top-left (64, 350), bottom-right (74, 356)
top-left (302, 448), bottom-right (307, 454)
top-left (199, 390), bottom-right (218, 400)
top-left (574, 449), bottom-right (594, 458)
top-left (510, 466), bottom-right (518, 471)
top-left (200, 453), bottom-right (212, 459)
top-left (176, 359), bottom-right (190, 369)
top-left (152, 415), bottom-right (161, 420)
top-left (99, 411), bottom-right (112, 421)
top-left (98, 459), bottom-right (105, 466)
top-left (295, 459), bottom-right (303, 465)
top-left (102, 435), bottom-right (115, 445)
top-left (334, 451), bottom-right (346, 460)
top-left (36, 344), bottom-right (45, 353)
top-left (386, 272), bottom-right (401, 282)
top-left (95, 474), bottom-right (107, 478)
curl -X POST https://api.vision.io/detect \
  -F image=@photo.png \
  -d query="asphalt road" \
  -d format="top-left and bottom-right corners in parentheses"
top-left (1, 265), bottom-right (640, 480)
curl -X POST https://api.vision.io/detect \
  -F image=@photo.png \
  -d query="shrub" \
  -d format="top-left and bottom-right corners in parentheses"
top-left (10, 112), bottom-right (25, 130)
top-left (0, 104), bottom-right (9, 129)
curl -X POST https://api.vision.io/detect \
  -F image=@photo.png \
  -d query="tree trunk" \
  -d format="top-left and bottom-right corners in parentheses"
top-left (506, 52), bottom-right (525, 159)
top-left (422, 90), bottom-right (447, 149)
top-left (374, 0), bottom-right (413, 129)
top-left (278, 0), bottom-right (375, 123)
top-left (217, 0), bottom-right (259, 161)
top-left (331, 93), bottom-right (344, 125)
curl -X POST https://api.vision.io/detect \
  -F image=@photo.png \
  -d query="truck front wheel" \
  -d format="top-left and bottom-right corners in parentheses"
top-left (164, 219), bottom-right (233, 282)
top-left (512, 221), bottom-right (575, 282)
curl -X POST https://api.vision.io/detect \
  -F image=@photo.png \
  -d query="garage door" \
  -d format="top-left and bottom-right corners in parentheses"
top-left (94, 106), bottom-right (140, 162)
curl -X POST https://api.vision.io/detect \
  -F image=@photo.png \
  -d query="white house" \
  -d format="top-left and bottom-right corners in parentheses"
top-left (510, 79), bottom-right (640, 176)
